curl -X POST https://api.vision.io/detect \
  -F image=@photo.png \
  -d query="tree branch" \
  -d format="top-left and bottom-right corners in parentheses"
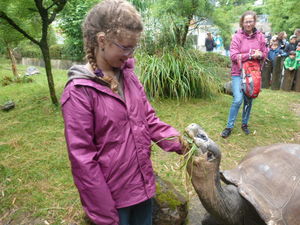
top-left (46, 2), bottom-right (56, 11)
top-left (0, 11), bottom-right (39, 46)
top-left (48, 0), bottom-right (67, 24)
top-left (34, 0), bottom-right (45, 13)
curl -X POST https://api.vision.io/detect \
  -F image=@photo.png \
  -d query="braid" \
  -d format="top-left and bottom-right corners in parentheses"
top-left (86, 46), bottom-right (119, 93)
top-left (86, 47), bottom-right (97, 71)
top-left (82, 0), bottom-right (143, 93)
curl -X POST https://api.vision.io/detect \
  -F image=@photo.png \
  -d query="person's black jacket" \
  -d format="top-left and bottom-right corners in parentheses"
top-left (205, 38), bottom-right (215, 52)
top-left (284, 42), bottom-right (297, 54)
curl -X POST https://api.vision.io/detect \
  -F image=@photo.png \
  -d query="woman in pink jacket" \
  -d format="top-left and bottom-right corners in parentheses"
top-left (61, 0), bottom-right (185, 224)
top-left (221, 11), bottom-right (268, 138)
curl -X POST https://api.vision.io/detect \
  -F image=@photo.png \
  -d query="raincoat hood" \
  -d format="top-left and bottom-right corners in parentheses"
top-left (66, 59), bottom-right (135, 86)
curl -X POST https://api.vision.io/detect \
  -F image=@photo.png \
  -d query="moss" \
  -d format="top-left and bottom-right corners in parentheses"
top-left (156, 182), bottom-right (182, 210)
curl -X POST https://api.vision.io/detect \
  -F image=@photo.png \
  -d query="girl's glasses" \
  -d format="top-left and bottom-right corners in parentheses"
top-left (112, 41), bottom-right (137, 56)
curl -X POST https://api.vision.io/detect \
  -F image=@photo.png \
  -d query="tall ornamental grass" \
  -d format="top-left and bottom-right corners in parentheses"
top-left (136, 48), bottom-right (224, 100)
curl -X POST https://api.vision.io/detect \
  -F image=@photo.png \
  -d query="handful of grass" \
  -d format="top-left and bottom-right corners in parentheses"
top-left (181, 135), bottom-right (199, 168)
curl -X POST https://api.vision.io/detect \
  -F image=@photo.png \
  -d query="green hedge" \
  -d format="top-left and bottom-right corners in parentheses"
top-left (49, 44), bottom-right (64, 59)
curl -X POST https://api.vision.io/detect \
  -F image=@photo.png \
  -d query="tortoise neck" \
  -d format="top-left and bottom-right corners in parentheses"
top-left (194, 168), bottom-right (245, 224)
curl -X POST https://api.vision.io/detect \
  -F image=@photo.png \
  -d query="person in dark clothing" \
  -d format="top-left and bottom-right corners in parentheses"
top-left (268, 41), bottom-right (287, 66)
top-left (294, 29), bottom-right (300, 46)
top-left (277, 31), bottom-right (287, 50)
top-left (265, 32), bottom-right (272, 47)
top-left (284, 35), bottom-right (297, 54)
top-left (205, 32), bottom-right (215, 52)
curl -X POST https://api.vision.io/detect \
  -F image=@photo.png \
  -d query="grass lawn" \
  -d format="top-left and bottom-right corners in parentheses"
top-left (1, 58), bottom-right (300, 224)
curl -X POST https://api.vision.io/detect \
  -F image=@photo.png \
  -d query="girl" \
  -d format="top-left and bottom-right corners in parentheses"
top-left (61, 0), bottom-right (185, 224)
top-left (221, 11), bottom-right (268, 138)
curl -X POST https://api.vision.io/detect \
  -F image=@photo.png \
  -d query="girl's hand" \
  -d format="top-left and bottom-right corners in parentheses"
top-left (179, 136), bottom-right (190, 155)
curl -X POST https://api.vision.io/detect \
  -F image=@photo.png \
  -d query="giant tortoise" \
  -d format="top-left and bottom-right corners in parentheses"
top-left (184, 123), bottom-right (300, 225)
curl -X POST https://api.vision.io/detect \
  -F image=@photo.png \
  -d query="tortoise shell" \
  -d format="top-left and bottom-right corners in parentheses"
top-left (222, 143), bottom-right (300, 225)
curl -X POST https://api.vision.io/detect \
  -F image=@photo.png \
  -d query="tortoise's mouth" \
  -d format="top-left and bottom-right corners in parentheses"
top-left (185, 123), bottom-right (221, 162)
top-left (206, 150), bottom-right (216, 161)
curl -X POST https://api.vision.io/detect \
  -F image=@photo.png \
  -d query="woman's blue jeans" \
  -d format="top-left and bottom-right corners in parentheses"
top-left (226, 75), bottom-right (253, 128)
top-left (118, 198), bottom-right (153, 225)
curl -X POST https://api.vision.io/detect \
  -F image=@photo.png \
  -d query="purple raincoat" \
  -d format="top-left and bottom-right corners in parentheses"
top-left (230, 29), bottom-right (268, 76)
top-left (61, 59), bottom-right (182, 225)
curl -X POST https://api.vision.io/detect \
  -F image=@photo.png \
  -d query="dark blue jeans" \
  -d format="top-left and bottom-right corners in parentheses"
top-left (118, 198), bottom-right (153, 225)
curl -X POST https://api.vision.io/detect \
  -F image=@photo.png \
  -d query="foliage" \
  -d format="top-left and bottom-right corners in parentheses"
top-left (1, 59), bottom-right (300, 223)
top-left (212, 0), bottom-right (256, 50)
top-left (49, 44), bottom-right (64, 59)
top-left (0, 0), bottom-right (68, 105)
top-left (212, 7), bottom-right (234, 50)
top-left (136, 48), bottom-right (223, 99)
top-left (17, 41), bottom-right (42, 58)
top-left (59, 0), bottom-right (97, 61)
top-left (266, 0), bottom-right (299, 35)
top-left (149, 0), bottom-right (213, 48)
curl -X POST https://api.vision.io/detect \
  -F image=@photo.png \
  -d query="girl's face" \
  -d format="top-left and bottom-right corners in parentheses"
top-left (243, 15), bottom-right (256, 34)
top-left (101, 30), bottom-right (140, 69)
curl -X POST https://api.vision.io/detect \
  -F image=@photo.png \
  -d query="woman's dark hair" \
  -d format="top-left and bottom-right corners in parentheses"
top-left (277, 32), bottom-right (285, 40)
top-left (239, 11), bottom-right (257, 28)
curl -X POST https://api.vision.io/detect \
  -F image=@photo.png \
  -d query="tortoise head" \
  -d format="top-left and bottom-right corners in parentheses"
top-left (184, 123), bottom-right (221, 176)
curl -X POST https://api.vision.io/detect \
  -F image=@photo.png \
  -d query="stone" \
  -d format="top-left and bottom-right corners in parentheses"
top-left (223, 81), bottom-right (233, 96)
top-left (25, 66), bottom-right (40, 76)
top-left (153, 175), bottom-right (188, 225)
top-left (1, 100), bottom-right (15, 111)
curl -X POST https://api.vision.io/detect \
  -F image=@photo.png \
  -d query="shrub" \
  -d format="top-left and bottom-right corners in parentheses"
top-left (136, 47), bottom-right (224, 100)
top-left (50, 44), bottom-right (64, 59)
top-left (18, 44), bottom-right (41, 58)
top-left (61, 39), bottom-right (85, 61)
top-left (1, 75), bottom-right (33, 86)
top-left (0, 76), bottom-right (13, 86)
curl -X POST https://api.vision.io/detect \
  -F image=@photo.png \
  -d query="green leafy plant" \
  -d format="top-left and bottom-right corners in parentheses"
top-left (137, 47), bottom-right (223, 99)
top-left (1, 75), bottom-right (33, 86)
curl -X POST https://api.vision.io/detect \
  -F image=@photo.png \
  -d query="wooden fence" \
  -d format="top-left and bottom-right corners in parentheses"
top-left (261, 56), bottom-right (300, 92)
top-left (21, 57), bottom-right (85, 70)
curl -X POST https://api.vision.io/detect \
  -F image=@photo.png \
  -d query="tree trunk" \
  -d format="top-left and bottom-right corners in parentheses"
top-left (40, 40), bottom-right (58, 105)
top-left (281, 69), bottom-right (296, 91)
top-left (181, 15), bottom-right (193, 47)
top-left (261, 60), bottom-right (272, 88)
top-left (6, 44), bottom-right (18, 77)
top-left (294, 69), bottom-right (300, 92)
top-left (271, 56), bottom-right (283, 90)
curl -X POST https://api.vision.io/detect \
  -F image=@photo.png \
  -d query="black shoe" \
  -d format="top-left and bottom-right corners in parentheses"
top-left (221, 128), bottom-right (232, 138)
top-left (241, 124), bottom-right (250, 135)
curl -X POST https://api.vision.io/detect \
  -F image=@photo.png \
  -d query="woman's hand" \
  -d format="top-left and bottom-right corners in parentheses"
top-left (252, 49), bottom-right (262, 59)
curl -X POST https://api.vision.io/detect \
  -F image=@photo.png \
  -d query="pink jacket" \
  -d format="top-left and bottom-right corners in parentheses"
top-left (230, 29), bottom-right (268, 76)
top-left (61, 59), bottom-right (182, 225)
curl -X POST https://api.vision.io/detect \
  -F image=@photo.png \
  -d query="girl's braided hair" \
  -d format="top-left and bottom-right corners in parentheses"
top-left (82, 0), bottom-right (143, 92)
